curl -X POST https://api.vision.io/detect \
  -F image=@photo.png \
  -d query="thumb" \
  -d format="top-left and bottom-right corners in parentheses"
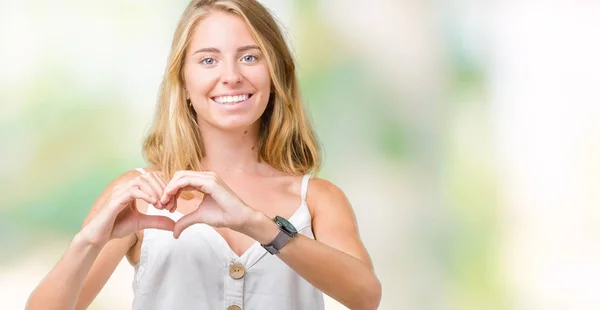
top-left (136, 214), bottom-right (176, 232)
top-left (173, 212), bottom-right (200, 239)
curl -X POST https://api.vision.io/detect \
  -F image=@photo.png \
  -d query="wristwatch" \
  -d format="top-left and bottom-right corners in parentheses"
top-left (261, 216), bottom-right (297, 254)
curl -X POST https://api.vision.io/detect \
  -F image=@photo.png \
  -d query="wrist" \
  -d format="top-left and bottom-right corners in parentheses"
top-left (238, 211), bottom-right (279, 245)
top-left (73, 232), bottom-right (107, 251)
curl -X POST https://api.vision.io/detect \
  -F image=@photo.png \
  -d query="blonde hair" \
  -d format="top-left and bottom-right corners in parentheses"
top-left (143, 0), bottom-right (321, 179)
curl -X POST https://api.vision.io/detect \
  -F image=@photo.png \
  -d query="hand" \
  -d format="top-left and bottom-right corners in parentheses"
top-left (79, 171), bottom-right (176, 247)
top-left (160, 171), bottom-right (256, 239)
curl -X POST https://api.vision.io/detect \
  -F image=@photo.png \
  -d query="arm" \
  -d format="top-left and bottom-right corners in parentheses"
top-left (162, 171), bottom-right (382, 309)
top-left (25, 233), bottom-right (135, 310)
top-left (245, 179), bottom-right (382, 310)
top-left (74, 236), bottom-right (137, 310)
top-left (26, 170), bottom-right (175, 310)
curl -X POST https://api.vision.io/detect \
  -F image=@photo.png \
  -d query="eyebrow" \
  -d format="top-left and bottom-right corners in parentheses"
top-left (192, 45), bottom-right (261, 55)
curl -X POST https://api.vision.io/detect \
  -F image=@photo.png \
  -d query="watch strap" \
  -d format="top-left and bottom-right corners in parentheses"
top-left (262, 229), bottom-right (292, 255)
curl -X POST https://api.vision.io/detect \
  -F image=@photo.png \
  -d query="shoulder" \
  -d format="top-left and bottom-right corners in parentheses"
top-left (106, 169), bottom-right (145, 188)
top-left (306, 177), bottom-right (353, 217)
top-left (110, 166), bottom-right (160, 186)
top-left (305, 177), bottom-right (365, 254)
top-left (307, 177), bottom-right (348, 202)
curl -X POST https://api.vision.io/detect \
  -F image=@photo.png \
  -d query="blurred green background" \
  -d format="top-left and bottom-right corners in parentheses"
top-left (2, 1), bottom-right (600, 309)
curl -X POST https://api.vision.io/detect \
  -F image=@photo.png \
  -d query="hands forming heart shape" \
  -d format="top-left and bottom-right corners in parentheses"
top-left (79, 170), bottom-right (257, 247)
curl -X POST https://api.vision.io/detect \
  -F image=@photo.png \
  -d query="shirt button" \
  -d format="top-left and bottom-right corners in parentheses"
top-left (227, 305), bottom-right (242, 310)
top-left (229, 262), bottom-right (246, 279)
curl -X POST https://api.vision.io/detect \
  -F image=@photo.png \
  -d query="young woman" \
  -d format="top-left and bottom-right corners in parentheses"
top-left (26, 1), bottom-right (381, 309)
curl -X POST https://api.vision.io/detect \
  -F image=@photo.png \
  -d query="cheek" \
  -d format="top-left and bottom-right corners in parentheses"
top-left (246, 65), bottom-right (271, 91)
top-left (260, 68), bottom-right (272, 90)
top-left (184, 66), bottom-right (217, 95)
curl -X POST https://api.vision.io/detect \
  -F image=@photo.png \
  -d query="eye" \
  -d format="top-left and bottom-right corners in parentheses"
top-left (241, 54), bottom-right (258, 62)
top-left (200, 57), bottom-right (217, 65)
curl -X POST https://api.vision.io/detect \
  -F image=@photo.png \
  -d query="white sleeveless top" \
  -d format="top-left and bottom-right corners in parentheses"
top-left (131, 168), bottom-right (325, 310)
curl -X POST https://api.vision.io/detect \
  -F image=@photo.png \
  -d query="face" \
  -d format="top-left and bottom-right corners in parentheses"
top-left (183, 10), bottom-right (271, 131)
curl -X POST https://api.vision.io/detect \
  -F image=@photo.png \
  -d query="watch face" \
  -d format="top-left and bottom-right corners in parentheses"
top-left (275, 216), bottom-right (297, 234)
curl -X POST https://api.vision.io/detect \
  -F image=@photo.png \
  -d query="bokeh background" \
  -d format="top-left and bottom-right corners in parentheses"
top-left (1, 0), bottom-right (599, 309)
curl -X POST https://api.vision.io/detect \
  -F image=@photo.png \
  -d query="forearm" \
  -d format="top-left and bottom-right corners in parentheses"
top-left (26, 233), bottom-right (103, 310)
top-left (278, 235), bottom-right (381, 310)
top-left (243, 213), bottom-right (381, 310)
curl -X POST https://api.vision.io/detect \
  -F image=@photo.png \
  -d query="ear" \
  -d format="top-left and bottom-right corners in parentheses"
top-left (184, 89), bottom-right (192, 106)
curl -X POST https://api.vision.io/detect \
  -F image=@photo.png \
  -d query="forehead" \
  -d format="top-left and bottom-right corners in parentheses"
top-left (189, 10), bottom-right (258, 50)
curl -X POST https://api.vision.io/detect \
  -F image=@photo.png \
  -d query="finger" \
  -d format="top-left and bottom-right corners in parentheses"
top-left (161, 171), bottom-right (219, 205)
top-left (156, 173), bottom-right (180, 213)
top-left (159, 172), bottom-right (183, 205)
top-left (134, 177), bottom-right (160, 206)
top-left (154, 173), bottom-right (179, 212)
top-left (154, 171), bottom-right (168, 188)
top-left (161, 176), bottom-right (200, 204)
top-left (162, 174), bottom-right (218, 200)
top-left (168, 188), bottom-right (183, 213)
top-left (162, 187), bottom-right (181, 214)
top-left (173, 212), bottom-right (200, 239)
top-left (145, 172), bottom-right (165, 195)
top-left (136, 214), bottom-right (176, 232)
top-left (161, 184), bottom-right (197, 206)
top-left (126, 187), bottom-right (156, 206)
top-left (162, 184), bottom-right (203, 205)
top-left (143, 173), bottom-right (167, 209)
top-left (164, 170), bottom-right (216, 189)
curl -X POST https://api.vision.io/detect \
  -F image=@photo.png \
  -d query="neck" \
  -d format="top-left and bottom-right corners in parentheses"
top-left (198, 122), bottom-right (263, 176)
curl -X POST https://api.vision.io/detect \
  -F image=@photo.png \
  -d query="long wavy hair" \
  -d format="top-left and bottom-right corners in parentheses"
top-left (143, 0), bottom-right (321, 179)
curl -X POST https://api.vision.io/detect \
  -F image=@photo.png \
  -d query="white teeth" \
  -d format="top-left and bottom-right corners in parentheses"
top-left (213, 94), bottom-right (250, 104)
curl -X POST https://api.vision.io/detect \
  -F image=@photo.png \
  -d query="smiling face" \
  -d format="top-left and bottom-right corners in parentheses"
top-left (183, 10), bottom-right (271, 131)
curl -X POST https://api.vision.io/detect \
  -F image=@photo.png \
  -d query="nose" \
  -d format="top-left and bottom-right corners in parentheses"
top-left (220, 61), bottom-right (242, 86)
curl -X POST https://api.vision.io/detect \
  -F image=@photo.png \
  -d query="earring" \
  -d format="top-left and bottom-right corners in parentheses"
top-left (187, 99), bottom-right (192, 106)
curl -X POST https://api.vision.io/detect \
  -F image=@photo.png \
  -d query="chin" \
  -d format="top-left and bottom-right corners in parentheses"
top-left (210, 115), bottom-right (261, 131)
